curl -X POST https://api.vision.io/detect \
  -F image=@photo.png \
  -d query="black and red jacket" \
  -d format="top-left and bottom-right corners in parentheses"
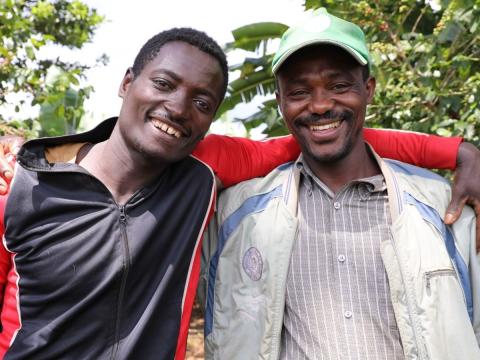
top-left (0, 118), bottom-right (460, 359)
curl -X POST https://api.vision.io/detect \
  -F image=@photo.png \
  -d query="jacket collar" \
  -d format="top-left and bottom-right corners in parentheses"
top-left (282, 142), bottom-right (403, 223)
top-left (17, 117), bottom-right (117, 172)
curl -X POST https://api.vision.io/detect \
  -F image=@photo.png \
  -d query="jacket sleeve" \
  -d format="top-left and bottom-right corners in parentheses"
top-left (192, 130), bottom-right (462, 188)
top-left (364, 128), bottom-right (462, 170)
top-left (192, 134), bottom-right (300, 188)
top-left (197, 215), bottom-right (220, 312)
top-left (451, 206), bottom-right (480, 344)
top-left (468, 218), bottom-right (480, 345)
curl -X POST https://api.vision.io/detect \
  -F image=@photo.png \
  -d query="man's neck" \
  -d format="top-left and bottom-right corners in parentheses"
top-left (78, 133), bottom-right (168, 205)
top-left (305, 141), bottom-right (381, 194)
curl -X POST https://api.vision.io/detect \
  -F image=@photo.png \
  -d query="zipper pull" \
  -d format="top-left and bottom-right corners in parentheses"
top-left (119, 206), bottom-right (127, 224)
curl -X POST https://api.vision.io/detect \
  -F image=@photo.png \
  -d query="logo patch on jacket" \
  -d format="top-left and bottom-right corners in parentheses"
top-left (242, 247), bottom-right (263, 281)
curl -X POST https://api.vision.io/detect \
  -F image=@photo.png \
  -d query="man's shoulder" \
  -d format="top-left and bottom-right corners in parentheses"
top-left (384, 158), bottom-right (452, 213)
top-left (384, 159), bottom-right (449, 185)
top-left (216, 161), bottom-right (294, 216)
top-left (222, 161), bottom-right (293, 194)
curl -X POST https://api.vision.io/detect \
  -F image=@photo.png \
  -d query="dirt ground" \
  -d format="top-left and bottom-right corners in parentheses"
top-left (185, 301), bottom-right (204, 359)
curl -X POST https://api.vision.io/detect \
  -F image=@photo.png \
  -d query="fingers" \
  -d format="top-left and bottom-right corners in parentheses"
top-left (0, 135), bottom-right (23, 195)
top-left (0, 154), bottom-right (13, 196)
top-left (0, 134), bottom-right (24, 196)
top-left (7, 138), bottom-right (23, 156)
top-left (476, 217), bottom-right (480, 253)
top-left (444, 195), bottom-right (467, 225)
top-left (472, 200), bottom-right (480, 253)
top-left (0, 177), bottom-right (8, 196)
top-left (0, 135), bottom-right (24, 157)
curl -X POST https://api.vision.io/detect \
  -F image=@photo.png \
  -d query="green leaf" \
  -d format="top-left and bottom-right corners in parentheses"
top-left (0, 0), bottom-right (105, 138)
top-left (25, 46), bottom-right (35, 60)
top-left (226, 22), bottom-right (288, 52)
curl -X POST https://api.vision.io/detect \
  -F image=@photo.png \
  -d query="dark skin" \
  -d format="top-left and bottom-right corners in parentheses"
top-left (94, 41), bottom-right (223, 203)
top-left (80, 41), bottom-right (224, 203)
top-left (276, 45), bottom-right (378, 192)
top-left (276, 44), bottom-right (480, 248)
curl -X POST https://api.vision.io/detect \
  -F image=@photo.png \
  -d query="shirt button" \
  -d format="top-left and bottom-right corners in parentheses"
top-left (333, 202), bottom-right (341, 210)
top-left (338, 254), bottom-right (346, 263)
top-left (344, 310), bottom-right (353, 319)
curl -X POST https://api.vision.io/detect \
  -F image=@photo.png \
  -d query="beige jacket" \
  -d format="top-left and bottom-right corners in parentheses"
top-left (201, 150), bottom-right (480, 360)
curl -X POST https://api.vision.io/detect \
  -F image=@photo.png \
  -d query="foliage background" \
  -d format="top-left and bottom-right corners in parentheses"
top-left (220, 0), bottom-right (480, 146)
top-left (1, 0), bottom-right (479, 146)
top-left (0, 0), bottom-right (104, 137)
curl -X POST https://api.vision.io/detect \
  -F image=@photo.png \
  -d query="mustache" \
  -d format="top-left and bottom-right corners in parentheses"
top-left (294, 110), bottom-right (353, 126)
top-left (148, 110), bottom-right (173, 121)
top-left (147, 110), bottom-right (191, 136)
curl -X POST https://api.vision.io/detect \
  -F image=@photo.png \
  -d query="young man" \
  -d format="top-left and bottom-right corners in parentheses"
top-left (0, 26), bottom-right (478, 360)
top-left (202, 9), bottom-right (479, 359)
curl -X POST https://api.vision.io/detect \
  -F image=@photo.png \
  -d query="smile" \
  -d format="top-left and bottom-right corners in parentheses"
top-left (151, 118), bottom-right (182, 138)
top-left (309, 120), bottom-right (341, 131)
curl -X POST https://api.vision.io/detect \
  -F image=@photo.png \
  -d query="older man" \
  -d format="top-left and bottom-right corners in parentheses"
top-left (202, 8), bottom-right (479, 359)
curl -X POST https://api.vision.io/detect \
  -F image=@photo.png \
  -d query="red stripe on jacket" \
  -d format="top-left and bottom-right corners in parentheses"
top-left (0, 194), bottom-right (21, 358)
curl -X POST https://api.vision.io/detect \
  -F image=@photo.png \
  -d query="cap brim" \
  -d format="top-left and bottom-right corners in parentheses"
top-left (272, 39), bottom-right (368, 74)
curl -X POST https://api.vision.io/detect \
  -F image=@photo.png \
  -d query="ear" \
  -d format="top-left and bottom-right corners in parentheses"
top-left (275, 91), bottom-right (283, 118)
top-left (365, 76), bottom-right (376, 104)
top-left (118, 68), bottom-right (135, 99)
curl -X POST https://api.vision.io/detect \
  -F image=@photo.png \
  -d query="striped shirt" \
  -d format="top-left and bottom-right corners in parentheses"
top-left (280, 157), bottom-right (403, 360)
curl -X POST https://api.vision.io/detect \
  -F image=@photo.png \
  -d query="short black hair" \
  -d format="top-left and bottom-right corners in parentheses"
top-left (132, 27), bottom-right (229, 99)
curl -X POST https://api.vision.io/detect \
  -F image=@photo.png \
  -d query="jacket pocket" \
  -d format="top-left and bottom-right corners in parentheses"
top-left (424, 268), bottom-right (457, 295)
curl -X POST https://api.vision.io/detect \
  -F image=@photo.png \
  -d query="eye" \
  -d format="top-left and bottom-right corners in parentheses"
top-left (288, 89), bottom-right (309, 98)
top-left (152, 78), bottom-right (172, 90)
top-left (194, 98), bottom-right (212, 113)
top-left (331, 83), bottom-right (351, 92)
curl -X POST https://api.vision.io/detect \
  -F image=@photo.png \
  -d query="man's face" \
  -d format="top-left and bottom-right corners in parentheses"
top-left (276, 45), bottom-right (375, 165)
top-left (117, 41), bottom-right (224, 163)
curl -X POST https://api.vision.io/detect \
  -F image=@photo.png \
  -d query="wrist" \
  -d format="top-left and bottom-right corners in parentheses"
top-left (457, 142), bottom-right (479, 168)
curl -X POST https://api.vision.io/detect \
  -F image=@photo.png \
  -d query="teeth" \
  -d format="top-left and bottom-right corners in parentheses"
top-left (152, 119), bottom-right (182, 138)
top-left (310, 121), bottom-right (340, 131)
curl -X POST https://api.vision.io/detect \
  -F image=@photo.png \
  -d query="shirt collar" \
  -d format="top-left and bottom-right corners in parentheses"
top-left (295, 153), bottom-right (386, 196)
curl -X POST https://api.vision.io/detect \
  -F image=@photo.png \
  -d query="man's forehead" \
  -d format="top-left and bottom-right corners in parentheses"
top-left (143, 42), bottom-right (223, 101)
top-left (143, 42), bottom-right (215, 74)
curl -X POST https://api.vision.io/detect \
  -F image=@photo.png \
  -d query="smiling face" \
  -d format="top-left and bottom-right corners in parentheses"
top-left (117, 41), bottom-right (224, 164)
top-left (276, 45), bottom-right (375, 168)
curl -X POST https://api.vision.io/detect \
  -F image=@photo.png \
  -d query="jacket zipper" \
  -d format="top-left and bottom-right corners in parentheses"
top-left (110, 205), bottom-right (130, 360)
top-left (424, 269), bottom-right (457, 293)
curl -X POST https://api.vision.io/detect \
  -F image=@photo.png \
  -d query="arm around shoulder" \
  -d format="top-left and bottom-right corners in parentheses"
top-left (192, 134), bottom-right (300, 188)
top-left (364, 128), bottom-right (462, 169)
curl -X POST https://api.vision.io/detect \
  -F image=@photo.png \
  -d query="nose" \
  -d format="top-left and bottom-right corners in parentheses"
top-left (164, 90), bottom-right (190, 123)
top-left (308, 89), bottom-right (335, 115)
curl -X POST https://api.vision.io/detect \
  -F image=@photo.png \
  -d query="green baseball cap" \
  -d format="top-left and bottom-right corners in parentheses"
top-left (272, 8), bottom-right (371, 74)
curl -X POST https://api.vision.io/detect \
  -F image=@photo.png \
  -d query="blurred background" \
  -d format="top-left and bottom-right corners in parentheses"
top-left (1, 0), bottom-right (479, 145)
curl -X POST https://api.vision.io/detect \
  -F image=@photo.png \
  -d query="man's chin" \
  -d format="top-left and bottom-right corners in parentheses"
top-left (307, 142), bottom-right (353, 164)
top-left (132, 142), bottom-right (183, 164)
